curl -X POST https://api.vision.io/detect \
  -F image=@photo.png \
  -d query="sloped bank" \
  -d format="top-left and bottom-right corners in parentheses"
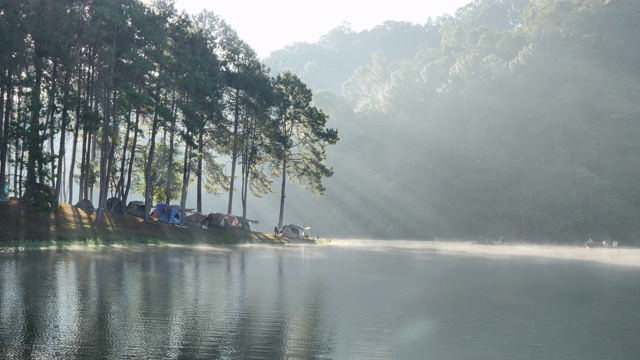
top-left (0, 200), bottom-right (293, 247)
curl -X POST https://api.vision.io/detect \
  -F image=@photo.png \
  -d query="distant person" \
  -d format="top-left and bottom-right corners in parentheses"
top-left (613, 240), bottom-right (619, 247)
top-left (274, 224), bottom-right (279, 235)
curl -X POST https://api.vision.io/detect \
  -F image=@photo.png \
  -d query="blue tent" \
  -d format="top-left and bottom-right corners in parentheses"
top-left (151, 203), bottom-right (168, 218)
top-left (0, 183), bottom-right (7, 203)
top-left (107, 197), bottom-right (125, 213)
top-left (157, 205), bottom-right (182, 225)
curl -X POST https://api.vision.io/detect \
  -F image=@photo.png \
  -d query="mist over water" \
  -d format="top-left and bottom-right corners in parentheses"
top-left (327, 239), bottom-right (640, 267)
top-left (1, 242), bottom-right (639, 359)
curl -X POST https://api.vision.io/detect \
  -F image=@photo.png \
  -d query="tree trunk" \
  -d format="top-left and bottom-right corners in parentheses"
top-left (115, 111), bottom-right (131, 200)
top-left (227, 87), bottom-right (240, 214)
top-left (0, 76), bottom-right (14, 190)
top-left (96, 100), bottom-right (112, 223)
top-left (196, 129), bottom-right (203, 213)
top-left (89, 127), bottom-right (97, 203)
top-left (88, 49), bottom-right (97, 203)
top-left (78, 127), bottom-right (87, 200)
top-left (165, 96), bottom-right (177, 204)
top-left (278, 155), bottom-right (287, 228)
top-left (144, 101), bottom-right (160, 221)
top-left (47, 61), bottom-right (58, 188)
top-left (180, 140), bottom-right (190, 219)
top-left (26, 56), bottom-right (44, 187)
top-left (0, 72), bottom-right (4, 189)
top-left (241, 150), bottom-right (250, 230)
top-left (61, 153), bottom-right (66, 202)
top-left (85, 132), bottom-right (92, 201)
top-left (18, 137), bottom-right (25, 196)
top-left (123, 110), bottom-right (140, 206)
top-left (240, 114), bottom-right (255, 230)
top-left (97, 7), bottom-right (120, 222)
top-left (54, 69), bottom-right (72, 200)
top-left (68, 61), bottom-right (84, 204)
top-left (241, 175), bottom-right (248, 229)
top-left (13, 85), bottom-right (24, 197)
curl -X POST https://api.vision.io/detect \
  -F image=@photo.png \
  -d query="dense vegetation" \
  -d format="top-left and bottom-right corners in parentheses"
top-left (0, 0), bottom-right (337, 229)
top-left (265, 0), bottom-right (640, 243)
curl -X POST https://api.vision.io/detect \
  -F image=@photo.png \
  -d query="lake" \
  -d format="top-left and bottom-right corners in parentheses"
top-left (1, 240), bottom-right (639, 359)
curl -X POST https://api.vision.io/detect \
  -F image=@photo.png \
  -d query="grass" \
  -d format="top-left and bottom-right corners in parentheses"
top-left (0, 199), bottom-right (298, 250)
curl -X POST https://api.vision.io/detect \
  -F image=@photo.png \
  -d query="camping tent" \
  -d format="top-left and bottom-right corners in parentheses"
top-left (238, 217), bottom-right (259, 231)
top-left (279, 224), bottom-right (311, 239)
top-left (150, 203), bottom-right (168, 219)
top-left (185, 212), bottom-right (208, 228)
top-left (126, 201), bottom-right (146, 217)
top-left (206, 213), bottom-right (260, 230)
top-left (157, 205), bottom-right (182, 225)
top-left (76, 199), bottom-right (95, 210)
top-left (209, 213), bottom-right (240, 229)
top-left (106, 197), bottom-right (125, 213)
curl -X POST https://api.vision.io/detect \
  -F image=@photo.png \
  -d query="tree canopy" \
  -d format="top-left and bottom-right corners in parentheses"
top-left (0, 0), bottom-right (337, 227)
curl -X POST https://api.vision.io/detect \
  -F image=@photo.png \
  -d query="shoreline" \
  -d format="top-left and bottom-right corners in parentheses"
top-left (0, 200), bottom-right (297, 248)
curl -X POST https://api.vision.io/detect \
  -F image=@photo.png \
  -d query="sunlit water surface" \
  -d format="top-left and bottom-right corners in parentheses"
top-left (1, 240), bottom-right (639, 359)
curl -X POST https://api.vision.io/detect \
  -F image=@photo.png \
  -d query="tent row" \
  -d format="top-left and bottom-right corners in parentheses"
top-left (184, 212), bottom-right (259, 231)
top-left (75, 198), bottom-right (184, 225)
top-left (75, 198), bottom-right (260, 231)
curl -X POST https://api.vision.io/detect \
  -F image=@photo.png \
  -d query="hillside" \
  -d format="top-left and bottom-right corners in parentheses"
top-left (262, 0), bottom-right (640, 243)
top-left (0, 200), bottom-right (285, 246)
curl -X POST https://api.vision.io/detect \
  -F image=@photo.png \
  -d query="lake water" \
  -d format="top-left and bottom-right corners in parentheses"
top-left (1, 240), bottom-right (639, 359)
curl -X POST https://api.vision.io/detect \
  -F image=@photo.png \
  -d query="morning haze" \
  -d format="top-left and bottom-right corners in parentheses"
top-left (144, 0), bottom-right (640, 245)
top-left (0, 0), bottom-right (637, 243)
top-left (1, 1), bottom-right (640, 359)
top-left (263, 0), bottom-right (640, 244)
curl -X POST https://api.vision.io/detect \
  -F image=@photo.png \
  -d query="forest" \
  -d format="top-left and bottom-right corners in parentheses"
top-left (0, 0), bottom-right (337, 227)
top-left (265, 0), bottom-right (640, 243)
top-left (2, 0), bottom-right (639, 244)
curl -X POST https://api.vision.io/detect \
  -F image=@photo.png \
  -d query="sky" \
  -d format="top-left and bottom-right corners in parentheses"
top-left (173, 0), bottom-right (472, 58)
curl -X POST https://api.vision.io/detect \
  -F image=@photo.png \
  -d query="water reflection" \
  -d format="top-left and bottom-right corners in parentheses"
top-left (0, 247), bottom-right (326, 359)
top-left (0, 243), bottom-right (639, 359)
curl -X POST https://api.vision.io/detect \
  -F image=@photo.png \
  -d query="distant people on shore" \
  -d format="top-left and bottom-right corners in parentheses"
top-left (585, 238), bottom-right (620, 248)
top-left (475, 236), bottom-right (505, 245)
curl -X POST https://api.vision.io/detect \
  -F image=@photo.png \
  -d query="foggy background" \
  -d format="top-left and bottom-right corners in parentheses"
top-left (68, 0), bottom-right (640, 244)
top-left (257, 0), bottom-right (640, 243)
